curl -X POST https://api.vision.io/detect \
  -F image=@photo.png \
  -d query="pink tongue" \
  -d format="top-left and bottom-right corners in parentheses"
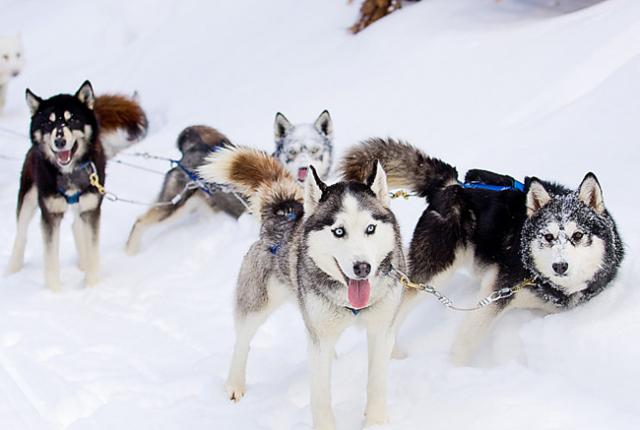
top-left (298, 168), bottom-right (308, 181)
top-left (348, 279), bottom-right (371, 309)
top-left (57, 150), bottom-right (71, 164)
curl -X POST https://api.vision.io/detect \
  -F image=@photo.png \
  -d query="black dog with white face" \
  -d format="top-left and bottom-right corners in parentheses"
top-left (341, 138), bottom-right (624, 364)
top-left (7, 81), bottom-right (106, 291)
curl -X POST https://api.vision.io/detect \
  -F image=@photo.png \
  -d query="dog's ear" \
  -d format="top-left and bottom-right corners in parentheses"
top-left (526, 178), bottom-right (552, 217)
top-left (274, 112), bottom-right (292, 140)
top-left (25, 89), bottom-right (42, 115)
top-left (75, 80), bottom-right (95, 110)
top-left (366, 161), bottom-right (390, 207)
top-left (304, 165), bottom-right (326, 215)
top-left (578, 172), bottom-right (605, 215)
top-left (314, 110), bottom-right (333, 138)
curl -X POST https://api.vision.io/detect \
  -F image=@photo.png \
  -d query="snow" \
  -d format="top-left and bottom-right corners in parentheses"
top-left (1, 0), bottom-right (639, 428)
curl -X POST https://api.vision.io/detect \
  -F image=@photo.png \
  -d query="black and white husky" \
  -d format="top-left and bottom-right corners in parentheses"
top-left (6, 82), bottom-right (106, 291)
top-left (125, 126), bottom-right (247, 255)
top-left (199, 147), bottom-right (405, 429)
top-left (341, 138), bottom-right (624, 365)
top-left (274, 110), bottom-right (334, 182)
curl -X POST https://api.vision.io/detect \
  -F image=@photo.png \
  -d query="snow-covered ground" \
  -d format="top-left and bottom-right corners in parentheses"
top-left (1, 0), bottom-right (639, 428)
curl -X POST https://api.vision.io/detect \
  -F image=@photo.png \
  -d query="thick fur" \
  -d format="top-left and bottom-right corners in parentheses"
top-left (7, 81), bottom-right (106, 291)
top-left (341, 139), bottom-right (624, 365)
top-left (0, 34), bottom-right (25, 113)
top-left (94, 93), bottom-right (148, 159)
top-left (200, 147), bottom-right (406, 429)
top-left (273, 110), bottom-right (334, 182)
top-left (125, 126), bottom-right (246, 255)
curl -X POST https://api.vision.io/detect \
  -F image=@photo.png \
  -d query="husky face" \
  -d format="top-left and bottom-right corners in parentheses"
top-left (26, 81), bottom-right (97, 172)
top-left (274, 110), bottom-right (333, 182)
top-left (0, 35), bottom-right (24, 81)
top-left (522, 173), bottom-right (616, 294)
top-left (304, 163), bottom-right (396, 309)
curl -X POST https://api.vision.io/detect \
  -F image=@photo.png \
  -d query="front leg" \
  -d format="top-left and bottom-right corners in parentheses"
top-left (78, 193), bottom-right (102, 287)
top-left (308, 334), bottom-right (339, 430)
top-left (41, 210), bottom-right (63, 292)
top-left (364, 327), bottom-right (395, 427)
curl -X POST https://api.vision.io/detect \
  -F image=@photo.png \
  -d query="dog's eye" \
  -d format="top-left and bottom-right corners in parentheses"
top-left (2, 54), bottom-right (8, 61)
top-left (332, 227), bottom-right (345, 238)
top-left (365, 224), bottom-right (376, 235)
top-left (16, 52), bottom-right (21, 59)
top-left (310, 147), bottom-right (320, 154)
top-left (288, 148), bottom-right (297, 156)
top-left (544, 233), bottom-right (555, 243)
top-left (572, 232), bottom-right (584, 242)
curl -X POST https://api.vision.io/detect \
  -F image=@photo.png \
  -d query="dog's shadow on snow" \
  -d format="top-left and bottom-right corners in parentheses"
top-left (510, 0), bottom-right (608, 14)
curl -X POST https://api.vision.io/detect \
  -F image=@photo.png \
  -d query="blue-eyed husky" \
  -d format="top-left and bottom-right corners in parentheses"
top-left (341, 138), bottom-right (624, 365)
top-left (199, 147), bottom-right (405, 429)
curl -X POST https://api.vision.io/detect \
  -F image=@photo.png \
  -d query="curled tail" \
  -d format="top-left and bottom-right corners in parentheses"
top-left (94, 93), bottom-right (148, 159)
top-left (198, 146), bottom-right (303, 222)
top-left (340, 138), bottom-right (458, 200)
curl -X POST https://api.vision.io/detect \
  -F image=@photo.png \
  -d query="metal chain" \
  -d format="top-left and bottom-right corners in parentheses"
top-left (388, 267), bottom-right (535, 312)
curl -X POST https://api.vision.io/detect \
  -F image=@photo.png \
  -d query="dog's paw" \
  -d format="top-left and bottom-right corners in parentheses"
top-left (391, 344), bottom-right (408, 360)
top-left (124, 242), bottom-right (140, 256)
top-left (364, 408), bottom-right (389, 427)
top-left (84, 273), bottom-right (100, 288)
top-left (5, 259), bottom-right (23, 275)
top-left (225, 382), bottom-right (246, 402)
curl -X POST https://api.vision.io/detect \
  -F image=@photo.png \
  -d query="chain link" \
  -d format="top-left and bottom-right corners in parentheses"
top-left (389, 267), bottom-right (535, 312)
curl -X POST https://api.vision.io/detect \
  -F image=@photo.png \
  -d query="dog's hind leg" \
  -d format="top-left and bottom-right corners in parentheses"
top-left (7, 186), bottom-right (37, 274)
top-left (125, 193), bottom-right (196, 255)
top-left (226, 274), bottom-right (289, 402)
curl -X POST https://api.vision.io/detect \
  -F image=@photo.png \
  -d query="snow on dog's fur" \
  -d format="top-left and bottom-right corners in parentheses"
top-left (273, 110), bottom-right (333, 182)
top-left (199, 146), bottom-right (406, 429)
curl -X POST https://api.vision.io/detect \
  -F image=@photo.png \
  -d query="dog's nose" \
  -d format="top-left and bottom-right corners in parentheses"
top-left (353, 262), bottom-right (371, 279)
top-left (54, 138), bottom-right (66, 149)
top-left (552, 262), bottom-right (568, 275)
top-left (12, 71), bottom-right (20, 77)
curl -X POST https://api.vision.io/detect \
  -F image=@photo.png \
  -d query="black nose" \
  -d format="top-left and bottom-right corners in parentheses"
top-left (552, 262), bottom-right (568, 275)
top-left (353, 262), bottom-right (371, 278)
top-left (54, 138), bottom-right (66, 149)
top-left (12, 71), bottom-right (20, 77)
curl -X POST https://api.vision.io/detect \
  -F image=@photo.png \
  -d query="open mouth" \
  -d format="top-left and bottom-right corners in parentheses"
top-left (334, 258), bottom-right (371, 309)
top-left (54, 143), bottom-right (77, 166)
top-left (297, 167), bottom-right (308, 182)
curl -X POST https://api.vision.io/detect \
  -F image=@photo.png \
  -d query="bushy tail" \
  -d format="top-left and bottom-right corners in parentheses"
top-left (340, 138), bottom-right (458, 200)
top-left (198, 146), bottom-right (302, 222)
top-left (94, 94), bottom-right (148, 159)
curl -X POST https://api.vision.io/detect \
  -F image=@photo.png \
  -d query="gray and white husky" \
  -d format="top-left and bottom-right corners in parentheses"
top-left (342, 138), bottom-right (624, 365)
top-left (274, 110), bottom-right (333, 182)
top-left (199, 147), bottom-right (406, 429)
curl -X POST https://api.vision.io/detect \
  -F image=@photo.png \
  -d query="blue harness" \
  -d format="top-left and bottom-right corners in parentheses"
top-left (459, 179), bottom-right (525, 193)
top-left (268, 211), bottom-right (299, 255)
top-left (169, 147), bottom-right (221, 196)
top-left (58, 161), bottom-right (92, 204)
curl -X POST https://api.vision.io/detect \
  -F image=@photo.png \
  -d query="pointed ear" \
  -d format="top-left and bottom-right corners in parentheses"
top-left (25, 89), bottom-right (42, 115)
top-left (75, 80), bottom-right (95, 110)
top-left (274, 112), bottom-right (292, 140)
top-left (304, 165), bottom-right (326, 215)
top-left (526, 178), bottom-right (552, 217)
top-left (578, 172), bottom-right (605, 214)
top-left (366, 161), bottom-right (390, 207)
top-left (313, 110), bottom-right (333, 138)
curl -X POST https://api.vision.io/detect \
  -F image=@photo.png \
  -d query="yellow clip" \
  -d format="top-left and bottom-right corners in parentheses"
top-left (89, 172), bottom-right (106, 195)
top-left (390, 190), bottom-right (411, 200)
top-left (513, 278), bottom-right (536, 293)
top-left (399, 273), bottom-right (423, 291)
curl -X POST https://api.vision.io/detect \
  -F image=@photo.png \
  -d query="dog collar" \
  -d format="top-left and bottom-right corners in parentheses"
top-left (345, 306), bottom-right (368, 316)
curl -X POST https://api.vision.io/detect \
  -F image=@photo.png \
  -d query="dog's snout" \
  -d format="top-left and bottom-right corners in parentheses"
top-left (353, 262), bottom-right (371, 279)
top-left (54, 138), bottom-right (66, 149)
top-left (552, 262), bottom-right (568, 275)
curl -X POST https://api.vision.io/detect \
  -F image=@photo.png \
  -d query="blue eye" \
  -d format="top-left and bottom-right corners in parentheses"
top-left (332, 227), bottom-right (345, 238)
top-left (366, 224), bottom-right (376, 235)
